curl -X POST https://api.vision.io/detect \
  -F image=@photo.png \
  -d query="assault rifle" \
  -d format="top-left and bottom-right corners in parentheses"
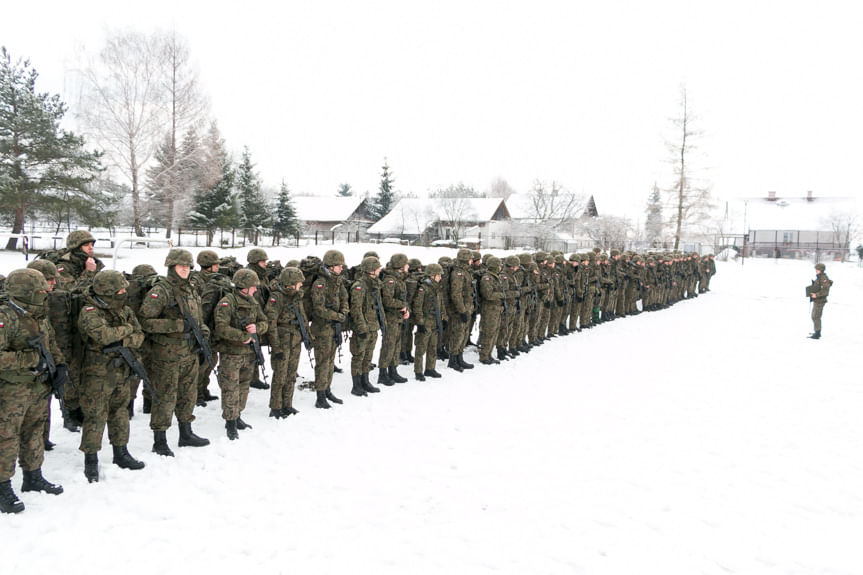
top-left (289, 303), bottom-right (312, 350)
top-left (371, 288), bottom-right (387, 339)
top-left (178, 299), bottom-right (214, 370)
top-left (240, 317), bottom-right (268, 385)
top-left (26, 334), bottom-right (66, 400)
top-left (103, 342), bottom-right (157, 401)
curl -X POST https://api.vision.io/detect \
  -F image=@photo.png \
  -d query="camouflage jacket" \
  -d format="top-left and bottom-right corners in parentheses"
top-left (349, 274), bottom-right (381, 335)
top-left (380, 268), bottom-right (408, 317)
top-left (448, 261), bottom-right (474, 315)
top-left (265, 285), bottom-right (308, 348)
top-left (413, 276), bottom-right (446, 328)
top-left (0, 300), bottom-right (63, 385)
top-left (309, 268), bottom-right (349, 336)
top-left (138, 273), bottom-right (209, 350)
top-left (78, 293), bottom-right (144, 379)
top-left (214, 290), bottom-right (268, 355)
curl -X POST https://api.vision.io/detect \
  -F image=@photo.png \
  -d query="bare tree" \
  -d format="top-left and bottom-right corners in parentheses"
top-left (487, 177), bottom-right (515, 199)
top-left (644, 182), bottom-right (664, 246)
top-left (523, 179), bottom-right (584, 227)
top-left (822, 210), bottom-right (858, 261)
top-left (78, 30), bottom-right (167, 236)
top-left (665, 86), bottom-right (714, 250)
top-left (579, 215), bottom-right (633, 251)
top-left (435, 196), bottom-right (477, 243)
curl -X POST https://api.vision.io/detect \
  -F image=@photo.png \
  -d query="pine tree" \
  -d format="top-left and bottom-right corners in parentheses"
top-left (189, 133), bottom-right (238, 246)
top-left (645, 183), bottom-right (664, 247)
top-left (370, 158), bottom-right (396, 221)
top-left (272, 181), bottom-right (301, 245)
top-left (337, 182), bottom-right (353, 197)
top-left (236, 146), bottom-right (269, 245)
top-left (0, 47), bottom-right (102, 249)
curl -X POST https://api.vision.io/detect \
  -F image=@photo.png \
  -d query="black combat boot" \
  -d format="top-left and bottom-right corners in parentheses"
top-left (62, 405), bottom-right (80, 432)
top-left (509, 348), bottom-right (520, 357)
top-left (249, 378), bottom-right (269, 390)
top-left (361, 372), bottom-right (380, 394)
top-left (559, 325), bottom-right (568, 336)
top-left (283, 405), bottom-right (299, 416)
top-left (448, 355), bottom-right (463, 372)
top-left (225, 419), bottom-right (239, 440)
top-left (142, 397), bottom-right (152, 414)
top-left (21, 468), bottom-right (63, 495)
top-left (195, 397), bottom-right (206, 407)
top-left (315, 390), bottom-right (331, 409)
top-left (202, 389), bottom-right (219, 401)
top-left (152, 431), bottom-right (174, 457)
top-left (415, 372), bottom-right (426, 381)
top-left (457, 353), bottom-right (474, 369)
top-left (178, 422), bottom-right (210, 447)
top-left (127, 398), bottom-right (135, 419)
top-left (326, 389), bottom-right (344, 404)
top-left (388, 366), bottom-right (408, 383)
top-left (84, 453), bottom-right (99, 483)
top-left (236, 416), bottom-right (253, 430)
top-left (424, 369), bottom-right (442, 378)
top-left (44, 438), bottom-right (55, 451)
top-left (496, 348), bottom-right (509, 362)
top-left (809, 331), bottom-right (821, 339)
top-left (437, 347), bottom-right (450, 360)
top-left (351, 374), bottom-right (367, 397)
top-left (269, 408), bottom-right (284, 419)
top-left (480, 358), bottom-right (495, 365)
top-left (112, 445), bottom-right (145, 470)
top-left (0, 480), bottom-right (24, 514)
top-left (378, 367), bottom-right (394, 386)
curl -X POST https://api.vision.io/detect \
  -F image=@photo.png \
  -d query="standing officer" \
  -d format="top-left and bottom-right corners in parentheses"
top-left (77, 270), bottom-right (146, 482)
top-left (412, 262), bottom-right (447, 380)
top-left (310, 250), bottom-right (349, 408)
top-left (807, 263), bottom-right (832, 339)
top-left (265, 267), bottom-right (310, 417)
top-left (138, 249), bottom-right (210, 456)
top-left (378, 253), bottom-right (410, 384)
top-left (197, 250), bottom-right (231, 405)
top-left (349, 257), bottom-right (384, 394)
top-left (213, 269), bottom-right (268, 439)
top-left (0, 269), bottom-right (67, 513)
top-left (447, 249), bottom-right (475, 371)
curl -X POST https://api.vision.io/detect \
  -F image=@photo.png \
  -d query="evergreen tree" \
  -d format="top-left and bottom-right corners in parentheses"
top-left (370, 158), bottom-right (396, 221)
top-left (337, 182), bottom-right (353, 197)
top-left (272, 181), bottom-right (301, 245)
top-left (645, 182), bottom-right (664, 246)
top-left (236, 146), bottom-right (270, 245)
top-left (145, 126), bottom-right (201, 235)
top-left (0, 47), bottom-right (102, 249)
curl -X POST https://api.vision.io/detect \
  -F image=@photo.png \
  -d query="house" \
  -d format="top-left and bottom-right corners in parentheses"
top-left (735, 192), bottom-right (855, 260)
top-left (292, 196), bottom-right (376, 239)
top-left (367, 198), bottom-right (510, 247)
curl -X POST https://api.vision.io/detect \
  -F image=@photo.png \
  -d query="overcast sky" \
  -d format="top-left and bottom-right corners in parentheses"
top-left (3, 0), bottom-right (862, 221)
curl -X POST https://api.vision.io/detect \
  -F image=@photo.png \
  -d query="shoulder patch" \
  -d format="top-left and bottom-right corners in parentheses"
top-left (150, 293), bottom-right (159, 298)
top-left (316, 284), bottom-right (324, 289)
top-left (85, 306), bottom-right (95, 311)
top-left (355, 286), bottom-right (362, 290)
top-left (418, 288), bottom-right (424, 292)
top-left (456, 272), bottom-right (463, 276)
top-left (0, 322), bottom-right (4, 328)
top-left (270, 298), bottom-right (277, 303)
top-left (483, 277), bottom-right (490, 281)
top-left (56, 267), bottom-right (65, 273)
top-left (220, 302), bottom-right (230, 307)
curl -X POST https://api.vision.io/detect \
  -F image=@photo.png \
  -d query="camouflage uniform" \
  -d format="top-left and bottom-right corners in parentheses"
top-left (447, 249), bottom-right (475, 370)
top-left (265, 267), bottom-right (310, 414)
top-left (197, 252), bottom-right (233, 402)
top-left (125, 264), bottom-right (160, 410)
top-left (478, 257), bottom-right (505, 363)
top-left (0, 269), bottom-right (65, 510)
top-left (378, 254), bottom-right (410, 383)
top-left (348, 257), bottom-right (383, 393)
top-left (309, 251), bottom-right (349, 407)
top-left (214, 270), bottom-right (268, 432)
top-left (138, 249), bottom-right (210, 454)
top-left (808, 264), bottom-right (832, 338)
top-left (76, 271), bottom-right (147, 481)
top-left (412, 263), bottom-right (447, 377)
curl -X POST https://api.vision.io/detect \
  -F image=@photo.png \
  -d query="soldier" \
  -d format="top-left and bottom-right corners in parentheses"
top-left (197, 250), bottom-right (231, 406)
top-left (377, 253), bottom-right (411, 385)
top-left (125, 264), bottom-right (160, 417)
top-left (52, 230), bottom-right (105, 291)
top-left (138, 248), bottom-right (211, 456)
top-left (534, 252), bottom-right (552, 340)
top-left (309, 250), bottom-right (349, 409)
top-left (245, 248), bottom-right (271, 390)
top-left (504, 255), bottom-right (525, 356)
top-left (496, 257), bottom-right (518, 361)
top-left (399, 258), bottom-right (423, 365)
top-left (447, 249), bottom-right (475, 371)
top-left (348, 257), bottom-right (384, 394)
top-left (0, 269), bottom-right (67, 513)
top-left (477, 257), bottom-right (505, 365)
top-left (77, 270), bottom-right (147, 482)
top-left (214, 269), bottom-right (269, 439)
top-left (807, 263), bottom-right (832, 339)
top-left (265, 267), bottom-right (310, 417)
top-left (437, 256), bottom-right (453, 360)
top-left (412, 262), bottom-right (447, 380)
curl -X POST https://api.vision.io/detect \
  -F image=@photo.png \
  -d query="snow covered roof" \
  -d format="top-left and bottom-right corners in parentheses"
top-left (368, 198), bottom-right (508, 235)
top-left (292, 196), bottom-right (369, 223)
top-left (739, 196), bottom-right (855, 231)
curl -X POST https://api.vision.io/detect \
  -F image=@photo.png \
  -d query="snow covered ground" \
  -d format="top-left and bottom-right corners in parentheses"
top-left (1, 245), bottom-right (861, 575)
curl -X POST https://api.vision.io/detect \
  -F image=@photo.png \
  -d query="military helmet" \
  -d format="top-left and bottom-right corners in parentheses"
top-left (361, 256), bottom-right (381, 274)
top-left (534, 251), bottom-right (547, 263)
top-left (486, 256), bottom-right (501, 271)
top-left (471, 250), bottom-right (481, 262)
top-left (27, 259), bottom-right (57, 280)
top-left (278, 266), bottom-right (304, 286)
top-left (197, 250), bottom-right (220, 268)
top-left (286, 259), bottom-right (300, 268)
top-left (408, 258), bottom-right (422, 272)
top-left (66, 230), bottom-right (96, 250)
top-left (247, 248), bottom-right (268, 264)
top-left (481, 253), bottom-right (492, 265)
top-left (815, 263), bottom-right (826, 271)
top-left (527, 262), bottom-right (538, 272)
top-left (93, 270), bottom-right (130, 296)
top-left (363, 250), bottom-right (379, 259)
top-left (568, 253), bottom-right (579, 261)
top-left (438, 256), bottom-right (453, 266)
top-left (610, 249), bottom-right (620, 257)
top-left (505, 255), bottom-right (520, 267)
top-left (233, 269), bottom-right (260, 289)
top-left (322, 250), bottom-right (345, 267)
top-left (554, 255), bottom-right (565, 264)
top-left (456, 248), bottom-right (472, 263)
top-left (390, 253), bottom-right (408, 269)
top-left (6, 268), bottom-right (50, 299)
top-left (164, 248), bottom-right (194, 267)
top-left (518, 253), bottom-right (533, 265)
top-left (132, 264), bottom-right (158, 278)
top-left (425, 263), bottom-right (443, 276)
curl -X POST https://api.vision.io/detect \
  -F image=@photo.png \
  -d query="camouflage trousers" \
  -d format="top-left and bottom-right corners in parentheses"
top-left (350, 329), bottom-right (378, 376)
top-left (270, 332), bottom-right (303, 410)
top-left (401, 321), bottom-right (414, 357)
top-left (64, 371), bottom-right (81, 412)
top-left (413, 325), bottom-right (439, 373)
top-left (0, 381), bottom-right (50, 481)
top-left (549, 301), bottom-right (563, 335)
top-left (130, 344), bottom-right (153, 402)
top-left (313, 328), bottom-right (337, 392)
top-left (79, 371), bottom-right (132, 453)
top-left (811, 301), bottom-right (826, 332)
top-left (378, 315), bottom-right (403, 370)
top-left (537, 300), bottom-right (551, 339)
top-left (217, 352), bottom-right (255, 421)
top-left (148, 343), bottom-right (199, 431)
top-left (479, 305), bottom-right (502, 361)
top-left (527, 308), bottom-right (540, 342)
top-left (497, 309), bottom-right (514, 351)
top-left (197, 359), bottom-right (216, 400)
top-left (448, 312), bottom-right (471, 355)
top-left (615, 282), bottom-right (628, 315)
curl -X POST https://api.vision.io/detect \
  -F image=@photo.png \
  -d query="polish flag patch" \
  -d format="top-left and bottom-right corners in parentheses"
top-left (0, 323), bottom-right (4, 328)
top-left (220, 302), bottom-right (229, 307)
top-left (270, 298), bottom-right (277, 303)
top-left (85, 306), bottom-right (95, 311)
top-left (150, 293), bottom-right (159, 298)
top-left (355, 286), bottom-right (362, 290)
